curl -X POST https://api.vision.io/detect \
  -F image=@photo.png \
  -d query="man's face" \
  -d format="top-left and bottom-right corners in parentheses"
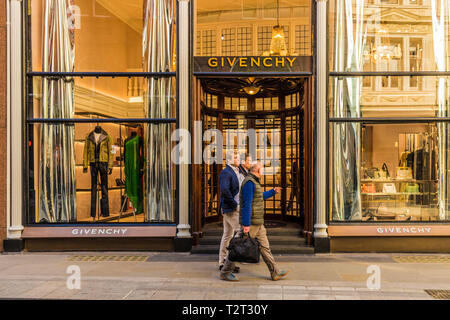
top-left (232, 154), bottom-right (240, 167)
top-left (243, 156), bottom-right (252, 170)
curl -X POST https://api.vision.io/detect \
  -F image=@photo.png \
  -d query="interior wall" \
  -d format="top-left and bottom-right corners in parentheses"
top-left (369, 124), bottom-right (428, 176)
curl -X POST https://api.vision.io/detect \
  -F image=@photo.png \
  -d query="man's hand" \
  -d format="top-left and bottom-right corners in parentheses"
top-left (274, 187), bottom-right (282, 194)
top-left (243, 226), bottom-right (250, 234)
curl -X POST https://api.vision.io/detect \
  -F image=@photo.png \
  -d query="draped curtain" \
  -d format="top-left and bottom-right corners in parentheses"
top-left (432, 0), bottom-right (450, 220)
top-left (332, 0), bottom-right (366, 220)
top-left (143, 0), bottom-right (175, 222)
top-left (39, 0), bottom-right (77, 223)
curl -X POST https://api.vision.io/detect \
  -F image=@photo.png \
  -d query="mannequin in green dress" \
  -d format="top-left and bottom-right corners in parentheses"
top-left (124, 130), bottom-right (144, 214)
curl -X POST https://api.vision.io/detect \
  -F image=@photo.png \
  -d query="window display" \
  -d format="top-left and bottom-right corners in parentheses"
top-left (329, 0), bottom-right (450, 223)
top-left (29, 0), bottom-right (176, 224)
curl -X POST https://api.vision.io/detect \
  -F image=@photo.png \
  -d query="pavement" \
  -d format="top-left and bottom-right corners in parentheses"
top-left (0, 252), bottom-right (449, 300)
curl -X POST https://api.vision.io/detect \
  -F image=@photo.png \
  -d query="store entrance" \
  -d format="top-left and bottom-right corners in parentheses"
top-left (192, 76), bottom-right (313, 243)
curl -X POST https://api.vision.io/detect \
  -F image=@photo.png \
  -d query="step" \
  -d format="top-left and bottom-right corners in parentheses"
top-left (198, 235), bottom-right (306, 246)
top-left (191, 244), bottom-right (314, 255)
top-left (202, 228), bottom-right (301, 237)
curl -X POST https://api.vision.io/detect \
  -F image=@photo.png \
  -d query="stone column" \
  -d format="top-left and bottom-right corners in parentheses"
top-left (314, 0), bottom-right (329, 252)
top-left (174, 0), bottom-right (192, 251)
top-left (5, 0), bottom-right (24, 251)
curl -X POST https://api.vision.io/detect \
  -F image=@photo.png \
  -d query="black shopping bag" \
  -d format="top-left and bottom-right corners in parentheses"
top-left (227, 232), bottom-right (260, 263)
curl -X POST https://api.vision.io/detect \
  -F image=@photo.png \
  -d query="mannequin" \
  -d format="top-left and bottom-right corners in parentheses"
top-left (83, 125), bottom-right (113, 218)
top-left (124, 128), bottom-right (144, 214)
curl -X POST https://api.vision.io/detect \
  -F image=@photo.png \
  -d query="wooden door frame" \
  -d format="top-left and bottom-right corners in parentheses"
top-left (191, 76), bottom-right (315, 245)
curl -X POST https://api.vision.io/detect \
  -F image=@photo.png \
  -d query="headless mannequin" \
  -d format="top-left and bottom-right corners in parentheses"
top-left (83, 125), bottom-right (112, 175)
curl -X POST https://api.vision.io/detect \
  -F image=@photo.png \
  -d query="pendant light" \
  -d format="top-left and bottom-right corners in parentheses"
top-left (269, 0), bottom-right (287, 56)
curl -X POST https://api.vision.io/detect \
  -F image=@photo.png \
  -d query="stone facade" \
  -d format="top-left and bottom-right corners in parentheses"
top-left (0, 0), bottom-right (6, 252)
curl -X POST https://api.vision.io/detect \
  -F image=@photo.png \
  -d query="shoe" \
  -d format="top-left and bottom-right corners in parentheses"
top-left (272, 270), bottom-right (289, 281)
top-left (219, 265), bottom-right (240, 273)
top-left (220, 273), bottom-right (239, 281)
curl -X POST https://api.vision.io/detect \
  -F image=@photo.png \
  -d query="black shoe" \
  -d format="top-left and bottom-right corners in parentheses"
top-left (219, 265), bottom-right (240, 273)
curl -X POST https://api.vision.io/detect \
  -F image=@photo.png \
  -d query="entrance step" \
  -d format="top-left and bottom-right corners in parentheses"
top-left (191, 228), bottom-right (313, 255)
top-left (198, 235), bottom-right (307, 246)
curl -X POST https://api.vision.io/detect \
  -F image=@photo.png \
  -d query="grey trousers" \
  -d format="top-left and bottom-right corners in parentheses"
top-left (218, 209), bottom-right (241, 265)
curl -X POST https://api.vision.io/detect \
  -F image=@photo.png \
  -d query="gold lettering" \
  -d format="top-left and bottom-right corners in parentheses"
top-left (263, 57), bottom-right (272, 67)
top-left (239, 57), bottom-right (248, 67)
top-left (208, 57), bottom-right (218, 68)
top-left (275, 57), bottom-right (285, 67)
top-left (286, 57), bottom-right (296, 67)
top-left (221, 57), bottom-right (225, 67)
top-left (250, 57), bottom-right (260, 67)
top-left (227, 57), bottom-right (237, 67)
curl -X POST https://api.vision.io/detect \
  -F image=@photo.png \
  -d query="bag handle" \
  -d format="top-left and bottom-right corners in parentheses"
top-left (382, 163), bottom-right (390, 177)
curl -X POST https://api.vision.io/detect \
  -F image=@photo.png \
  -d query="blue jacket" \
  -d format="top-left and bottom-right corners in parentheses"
top-left (219, 165), bottom-right (240, 214)
top-left (240, 181), bottom-right (276, 226)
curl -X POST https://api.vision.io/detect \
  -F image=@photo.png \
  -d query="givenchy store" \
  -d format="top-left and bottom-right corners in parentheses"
top-left (3, 0), bottom-right (450, 253)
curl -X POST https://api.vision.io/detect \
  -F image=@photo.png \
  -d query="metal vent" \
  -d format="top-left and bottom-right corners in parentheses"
top-left (393, 255), bottom-right (450, 263)
top-left (425, 290), bottom-right (450, 300)
top-left (67, 255), bottom-right (149, 262)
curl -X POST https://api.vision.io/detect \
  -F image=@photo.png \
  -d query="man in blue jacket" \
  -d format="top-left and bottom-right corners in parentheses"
top-left (220, 161), bottom-right (289, 281)
top-left (218, 151), bottom-right (245, 272)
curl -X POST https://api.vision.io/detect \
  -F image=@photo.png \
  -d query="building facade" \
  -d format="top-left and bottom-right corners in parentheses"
top-left (2, 0), bottom-right (450, 253)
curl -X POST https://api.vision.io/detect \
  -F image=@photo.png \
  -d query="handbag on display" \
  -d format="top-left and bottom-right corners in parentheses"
top-left (361, 183), bottom-right (376, 193)
top-left (227, 231), bottom-right (260, 263)
top-left (379, 163), bottom-right (390, 179)
top-left (405, 183), bottom-right (419, 193)
top-left (396, 167), bottom-right (413, 180)
top-left (364, 167), bottom-right (380, 179)
top-left (382, 183), bottom-right (397, 194)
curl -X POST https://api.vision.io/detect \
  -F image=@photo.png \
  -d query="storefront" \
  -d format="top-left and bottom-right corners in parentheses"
top-left (3, 0), bottom-right (450, 253)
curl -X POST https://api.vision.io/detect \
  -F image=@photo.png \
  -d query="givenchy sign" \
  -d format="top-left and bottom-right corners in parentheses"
top-left (193, 55), bottom-right (312, 73)
top-left (207, 56), bottom-right (297, 68)
top-left (71, 228), bottom-right (128, 236)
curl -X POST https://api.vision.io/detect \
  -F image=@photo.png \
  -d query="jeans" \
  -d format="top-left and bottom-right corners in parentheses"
top-left (90, 162), bottom-right (109, 217)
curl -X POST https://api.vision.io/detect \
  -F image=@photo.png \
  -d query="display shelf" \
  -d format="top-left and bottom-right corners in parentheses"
top-left (361, 179), bottom-right (438, 183)
top-left (361, 192), bottom-right (432, 195)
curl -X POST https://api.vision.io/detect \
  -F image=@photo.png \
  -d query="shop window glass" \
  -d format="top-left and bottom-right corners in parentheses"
top-left (195, 0), bottom-right (311, 57)
top-left (329, 76), bottom-right (450, 118)
top-left (329, 122), bottom-right (450, 222)
top-left (28, 0), bottom-right (177, 224)
top-left (329, 0), bottom-right (450, 72)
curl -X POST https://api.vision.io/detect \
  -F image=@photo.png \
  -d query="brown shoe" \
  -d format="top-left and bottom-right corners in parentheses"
top-left (219, 265), bottom-right (240, 273)
top-left (272, 270), bottom-right (289, 281)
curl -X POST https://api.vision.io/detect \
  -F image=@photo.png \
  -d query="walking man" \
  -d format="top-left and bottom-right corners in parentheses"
top-left (218, 151), bottom-right (245, 272)
top-left (220, 161), bottom-right (289, 281)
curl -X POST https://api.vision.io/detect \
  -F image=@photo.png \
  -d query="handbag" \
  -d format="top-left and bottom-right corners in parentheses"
top-left (361, 183), bottom-right (376, 193)
top-left (227, 231), bottom-right (260, 263)
top-left (364, 167), bottom-right (380, 179)
top-left (396, 167), bottom-right (413, 179)
top-left (382, 183), bottom-right (396, 194)
top-left (405, 183), bottom-right (419, 193)
top-left (379, 163), bottom-right (390, 179)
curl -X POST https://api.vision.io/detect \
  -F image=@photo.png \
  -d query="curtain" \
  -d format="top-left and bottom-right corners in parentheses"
top-left (332, 0), bottom-right (366, 220)
top-left (143, 0), bottom-right (175, 222)
top-left (432, 0), bottom-right (450, 220)
top-left (39, 0), bottom-right (77, 223)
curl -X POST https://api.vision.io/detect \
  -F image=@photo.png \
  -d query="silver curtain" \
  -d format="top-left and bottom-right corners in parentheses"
top-left (39, 0), bottom-right (77, 223)
top-left (432, 0), bottom-right (450, 220)
top-left (143, 0), bottom-right (175, 222)
top-left (332, 0), bottom-right (366, 220)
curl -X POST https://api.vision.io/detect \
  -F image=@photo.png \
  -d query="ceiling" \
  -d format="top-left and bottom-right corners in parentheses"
top-left (200, 77), bottom-right (305, 98)
top-left (95, 0), bottom-right (143, 33)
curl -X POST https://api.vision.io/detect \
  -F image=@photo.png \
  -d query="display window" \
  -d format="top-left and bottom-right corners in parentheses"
top-left (27, 0), bottom-right (177, 224)
top-left (328, 0), bottom-right (450, 223)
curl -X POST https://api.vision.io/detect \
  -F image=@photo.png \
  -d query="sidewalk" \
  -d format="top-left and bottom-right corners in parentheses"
top-left (0, 252), bottom-right (449, 300)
